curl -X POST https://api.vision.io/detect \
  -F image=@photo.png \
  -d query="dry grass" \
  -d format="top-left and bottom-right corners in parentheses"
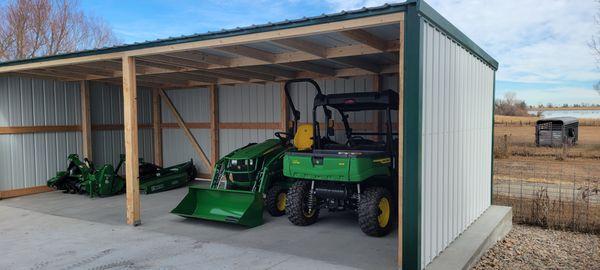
top-left (532, 106), bottom-right (600, 111)
top-left (494, 115), bottom-right (600, 126)
top-left (494, 125), bottom-right (600, 159)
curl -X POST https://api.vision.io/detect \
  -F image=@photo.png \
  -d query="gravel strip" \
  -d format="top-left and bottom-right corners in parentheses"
top-left (474, 225), bottom-right (600, 269)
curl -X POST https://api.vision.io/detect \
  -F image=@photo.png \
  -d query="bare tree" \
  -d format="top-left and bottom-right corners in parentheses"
top-left (593, 0), bottom-right (600, 96)
top-left (0, 0), bottom-right (119, 62)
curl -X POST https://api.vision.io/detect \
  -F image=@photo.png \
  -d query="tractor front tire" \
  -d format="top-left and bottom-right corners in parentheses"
top-left (358, 187), bottom-right (394, 237)
top-left (266, 184), bottom-right (287, 217)
top-left (286, 181), bottom-right (319, 226)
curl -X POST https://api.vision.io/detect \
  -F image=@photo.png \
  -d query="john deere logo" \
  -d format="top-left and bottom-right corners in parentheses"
top-left (292, 160), bottom-right (300, 165)
top-left (373, 158), bottom-right (391, 164)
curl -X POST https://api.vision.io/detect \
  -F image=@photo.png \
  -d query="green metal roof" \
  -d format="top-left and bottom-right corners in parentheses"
top-left (0, 0), bottom-right (498, 70)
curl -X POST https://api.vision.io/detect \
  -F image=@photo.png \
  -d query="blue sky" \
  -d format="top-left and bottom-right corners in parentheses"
top-left (81, 0), bottom-right (600, 106)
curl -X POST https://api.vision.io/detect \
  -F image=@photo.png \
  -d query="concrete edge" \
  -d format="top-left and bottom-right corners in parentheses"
top-left (425, 205), bottom-right (513, 270)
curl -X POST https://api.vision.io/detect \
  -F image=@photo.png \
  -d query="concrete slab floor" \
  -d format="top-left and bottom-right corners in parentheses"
top-left (0, 184), bottom-right (397, 270)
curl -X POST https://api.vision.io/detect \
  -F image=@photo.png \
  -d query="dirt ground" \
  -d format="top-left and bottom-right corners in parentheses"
top-left (473, 225), bottom-right (600, 270)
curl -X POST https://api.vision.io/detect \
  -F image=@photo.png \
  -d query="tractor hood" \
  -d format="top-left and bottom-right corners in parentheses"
top-left (226, 139), bottom-right (285, 160)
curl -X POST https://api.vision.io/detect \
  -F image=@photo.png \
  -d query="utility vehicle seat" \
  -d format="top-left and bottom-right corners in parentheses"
top-left (294, 124), bottom-right (314, 150)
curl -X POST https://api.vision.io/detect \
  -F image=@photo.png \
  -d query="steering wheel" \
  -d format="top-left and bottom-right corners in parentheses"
top-left (346, 136), bottom-right (376, 147)
top-left (274, 131), bottom-right (292, 141)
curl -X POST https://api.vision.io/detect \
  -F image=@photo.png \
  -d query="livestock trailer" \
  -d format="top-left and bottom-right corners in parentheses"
top-left (0, 1), bottom-right (499, 269)
top-left (535, 117), bottom-right (579, 147)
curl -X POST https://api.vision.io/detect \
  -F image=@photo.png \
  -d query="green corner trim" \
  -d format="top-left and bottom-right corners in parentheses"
top-left (491, 72), bottom-right (496, 204)
top-left (402, 2), bottom-right (423, 269)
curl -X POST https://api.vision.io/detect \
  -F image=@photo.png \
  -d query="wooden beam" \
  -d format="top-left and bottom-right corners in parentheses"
top-left (0, 125), bottom-right (81, 134)
top-left (332, 58), bottom-right (381, 74)
top-left (219, 122), bottom-right (280, 129)
top-left (282, 62), bottom-right (336, 77)
top-left (340, 29), bottom-right (387, 52)
top-left (92, 124), bottom-right (153, 130)
top-left (241, 65), bottom-right (297, 79)
top-left (168, 51), bottom-right (232, 67)
top-left (0, 13), bottom-right (402, 73)
top-left (159, 89), bottom-right (212, 170)
top-left (80, 81), bottom-right (92, 159)
top-left (141, 54), bottom-right (212, 69)
top-left (272, 38), bottom-right (327, 58)
top-left (397, 21), bottom-right (405, 269)
top-left (152, 89), bottom-right (163, 167)
top-left (160, 122), bottom-right (211, 129)
top-left (122, 56), bottom-right (141, 226)
top-left (0, 186), bottom-right (53, 199)
top-left (210, 85), bottom-right (219, 167)
top-left (217, 45), bottom-right (276, 63)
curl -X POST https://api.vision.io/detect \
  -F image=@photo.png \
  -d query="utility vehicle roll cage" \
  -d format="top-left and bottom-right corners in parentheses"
top-left (284, 78), bottom-right (399, 153)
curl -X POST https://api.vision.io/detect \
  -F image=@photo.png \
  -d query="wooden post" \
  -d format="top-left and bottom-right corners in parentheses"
top-left (80, 80), bottom-right (92, 159)
top-left (397, 21), bottom-right (405, 268)
top-left (122, 56), bottom-right (141, 226)
top-left (152, 89), bottom-right (163, 167)
top-left (280, 82), bottom-right (289, 132)
top-left (210, 84), bottom-right (219, 167)
top-left (159, 89), bottom-right (212, 170)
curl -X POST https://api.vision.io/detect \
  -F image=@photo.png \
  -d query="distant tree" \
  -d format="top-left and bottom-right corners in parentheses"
top-left (494, 92), bottom-right (531, 116)
top-left (0, 0), bottom-right (118, 61)
top-left (592, 1), bottom-right (600, 96)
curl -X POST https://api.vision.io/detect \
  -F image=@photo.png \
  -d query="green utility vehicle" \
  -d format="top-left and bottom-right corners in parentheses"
top-left (47, 154), bottom-right (125, 197)
top-left (283, 81), bottom-right (398, 236)
top-left (171, 79), bottom-right (311, 227)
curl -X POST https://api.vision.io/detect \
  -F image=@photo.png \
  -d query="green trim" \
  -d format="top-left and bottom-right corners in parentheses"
top-left (402, 2), bottom-right (422, 269)
top-left (417, 1), bottom-right (499, 70)
top-left (491, 72), bottom-right (496, 204)
top-left (0, 4), bottom-right (408, 68)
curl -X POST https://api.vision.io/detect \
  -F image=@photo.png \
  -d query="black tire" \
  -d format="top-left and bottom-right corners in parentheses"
top-left (358, 187), bottom-right (394, 237)
top-left (286, 181), bottom-right (319, 226)
top-left (266, 183), bottom-right (288, 217)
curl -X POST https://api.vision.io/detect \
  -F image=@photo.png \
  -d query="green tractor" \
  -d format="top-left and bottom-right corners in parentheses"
top-left (47, 154), bottom-right (125, 197)
top-left (283, 80), bottom-right (399, 236)
top-left (171, 79), bottom-right (313, 227)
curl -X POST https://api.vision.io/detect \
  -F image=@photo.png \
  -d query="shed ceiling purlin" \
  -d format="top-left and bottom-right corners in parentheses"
top-left (3, 6), bottom-right (406, 88)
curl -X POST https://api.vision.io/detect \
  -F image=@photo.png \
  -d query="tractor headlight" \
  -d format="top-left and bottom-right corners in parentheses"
top-left (249, 159), bottom-right (254, 166)
top-left (231, 160), bottom-right (238, 166)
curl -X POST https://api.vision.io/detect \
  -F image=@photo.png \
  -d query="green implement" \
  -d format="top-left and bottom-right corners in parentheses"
top-left (171, 137), bottom-right (293, 227)
top-left (47, 154), bottom-right (125, 197)
top-left (139, 159), bottom-right (196, 194)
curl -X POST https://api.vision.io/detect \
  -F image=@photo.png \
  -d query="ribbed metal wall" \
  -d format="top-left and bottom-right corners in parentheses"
top-left (0, 75), bottom-right (82, 190)
top-left (420, 21), bottom-right (494, 268)
top-left (161, 88), bottom-right (212, 174)
top-left (89, 82), bottom-right (154, 172)
top-left (218, 82), bottom-right (281, 156)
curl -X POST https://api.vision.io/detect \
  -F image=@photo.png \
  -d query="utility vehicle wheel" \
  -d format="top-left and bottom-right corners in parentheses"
top-left (358, 187), bottom-right (394, 237)
top-left (266, 184), bottom-right (287, 216)
top-left (286, 181), bottom-right (319, 226)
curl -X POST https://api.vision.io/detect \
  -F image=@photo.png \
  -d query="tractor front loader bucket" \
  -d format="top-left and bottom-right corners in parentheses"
top-left (171, 185), bottom-right (264, 227)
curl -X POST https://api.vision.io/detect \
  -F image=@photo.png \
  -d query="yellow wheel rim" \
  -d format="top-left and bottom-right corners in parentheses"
top-left (378, 197), bottom-right (390, 228)
top-left (276, 192), bottom-right (287, 212)
top-left (304, 209), bottom-right (315, 218)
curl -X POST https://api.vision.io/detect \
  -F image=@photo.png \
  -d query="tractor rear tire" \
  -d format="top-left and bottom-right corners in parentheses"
top-left (358, 187), bottom-right (394, 237)
top-left (286, 181), bottom-right (319, 226)
top-left (266, 184), bottom-right (287, 217)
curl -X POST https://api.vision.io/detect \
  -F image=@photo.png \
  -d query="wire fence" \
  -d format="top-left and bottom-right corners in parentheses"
top-left (493, 160), bottom-right (600, 234)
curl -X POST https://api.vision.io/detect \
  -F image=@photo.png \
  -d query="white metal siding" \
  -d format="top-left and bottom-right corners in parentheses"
top-left (420, 21), bottom-right (494, 268)
top-left (218, 82), bottom-right (281, 156)
top-left (0, 75), bottom-right (82, 190)
top-left (89, 82), bottom-right (154, 170)
top-left (161, 88), bottom-right (212, 174)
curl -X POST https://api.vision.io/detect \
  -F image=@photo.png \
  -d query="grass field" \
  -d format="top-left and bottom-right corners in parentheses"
top-left (493, 115), bottom-right (600, 233)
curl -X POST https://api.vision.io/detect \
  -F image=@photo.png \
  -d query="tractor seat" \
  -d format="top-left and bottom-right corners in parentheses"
top-left (294, 124), bottom-right (314, 151)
